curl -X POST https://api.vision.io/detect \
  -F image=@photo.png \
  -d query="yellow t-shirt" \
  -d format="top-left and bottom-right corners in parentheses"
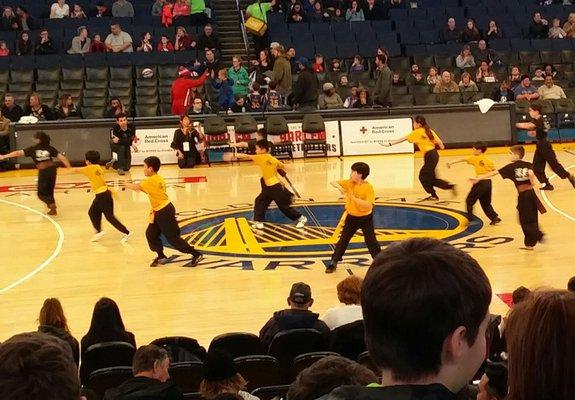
top-left (79, 165), bottom-right (108, 194)
top-left (253, 153), bottom-right (284, 186)
top-left (406, 128), bottom-right (439, 154)
top-left (339, 179), bottom-right (375, 217)
top-left (466, 154), bottom-right (495, 176)
top-left (140, 174), bottom-right (171, 212)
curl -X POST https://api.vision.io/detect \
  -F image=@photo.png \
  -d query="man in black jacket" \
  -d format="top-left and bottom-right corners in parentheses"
top-left (104, 345), bottom-right (183, 400)
top-left (106, 112), bottom-right (137, 175)
top-left (291, 57), bottom-right (319, 112)
top-left (259, 282), bottom-right (330, 348)
top-left (1, 94), bottom-right (23, 122)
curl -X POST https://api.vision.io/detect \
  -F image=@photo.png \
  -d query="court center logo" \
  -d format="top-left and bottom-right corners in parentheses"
top-left (175, 202), bottom-right (483, 259)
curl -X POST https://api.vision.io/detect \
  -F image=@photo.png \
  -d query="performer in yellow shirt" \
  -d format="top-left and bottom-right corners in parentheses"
top-left (73, 150), bottom-right (131, 243)
top-left (126, 156), bottom-right (203, 267)
top-left (384, 115), bottom-right (455, 201)
top-left (447, 142), bottom-right (501, 225)
top-left (326, 162), bottom-right (380, 274)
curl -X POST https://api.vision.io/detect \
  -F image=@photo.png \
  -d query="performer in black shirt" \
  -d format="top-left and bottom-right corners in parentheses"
top-left (472, 145), bottom-right (545, 250)
top-left (170, 115), bottom-right (203, 169)
top-left (516, 104), bottom-right (575, 190)
top-left (105, 113), bottom-right (137, 176)
top-left (0, 131), bottom-right (71, 215)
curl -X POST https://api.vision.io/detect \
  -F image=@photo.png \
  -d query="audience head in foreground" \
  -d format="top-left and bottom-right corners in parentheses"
top-left (477, 361), bottom-right (508, 400)
top-left (199, 349), bottom-right (250, 400)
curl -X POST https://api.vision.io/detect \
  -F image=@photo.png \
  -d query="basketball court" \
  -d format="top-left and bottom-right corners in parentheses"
top-left (1, 145), bottom-right (574, 346)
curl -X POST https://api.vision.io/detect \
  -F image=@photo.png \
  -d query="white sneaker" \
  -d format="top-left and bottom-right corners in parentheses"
top-left (254, 222), bottom-right (264, 229)
top-left (91, 231), bottom-right (106, 242)
top-left (120, 231), bottom-right (132, 244)
top-left (296, 216), bottom-right (308, 229)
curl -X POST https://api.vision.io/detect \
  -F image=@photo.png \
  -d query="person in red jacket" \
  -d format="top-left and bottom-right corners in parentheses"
top-left (171, 66), bottom-right (209, 115)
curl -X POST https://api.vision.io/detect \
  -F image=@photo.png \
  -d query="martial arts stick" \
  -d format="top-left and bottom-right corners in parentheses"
top-left (565, 149), bottom-right (575, 156)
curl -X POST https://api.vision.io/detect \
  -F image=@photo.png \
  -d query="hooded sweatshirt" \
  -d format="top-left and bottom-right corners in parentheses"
top-left (104, 376), bottom-right (183, 400)
top-left (259, 309), bottom-right (330, 349)
top-left (38, 325), bottom-right (80, 365)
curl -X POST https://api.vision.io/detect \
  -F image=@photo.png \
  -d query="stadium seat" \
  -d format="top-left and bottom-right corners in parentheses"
top-left (234, 115), bottom-right (258, 137)
top-left (302, 113), bottom-right (327, 158)
top-left (265, 115), bottom-right (293, 161)
top-left (392, 93), bottom-right (415, 107)
top-left (357, 351), bottom-right (381, 376)
top-left (85, 366), bottom-right (133, 400)
top-left (328, 320), bottom-right (366, 361)
top-left (208, 332), bottom-right (266, 359)
top-left (168, 362), bottom-right (204, 394)
top-left (79, 342), bottom-right (136, 385)
top-left (518, 51), bottom-right (541, 65)
top-left (10, 68), bottom-right (34, 84)
top-left (81, 106), bottom-right (105, 119)
top-left (234, 355), bottom-right (282, 392)
top-left (290, 351), bottom-right (340, 381)
top-left (414, 92), bottom-right (439, 105)
top-left (267, 329), bottom-right (327, 378)
top-left (251, 385), bottom-right (290, 400)
top-left (437, 92), bottom-right (462, 104)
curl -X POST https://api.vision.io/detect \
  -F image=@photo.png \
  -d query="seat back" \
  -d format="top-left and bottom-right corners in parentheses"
top-left (265, 115), bottom-right (289, 136)
top-left (328, 320), bottom-right (366, 361)
top-left (79, 342), bottom-right (136, 384)
top-left (168, 361), bottom-right (204, 394)
top-left (251, 384), bottom-right (290, 400)
top-left (290, 351), bottom-right (340, 381)
top-left (150, 336), bottom-right (207, 363)
top-left (302, 114), bottom-right (325, 134)
top-left (209, 332), bottom-right (266, 359)
top-left (85, 366), bottom-right (133, 400)
top-left (234, 115), bottom-right (258, 135)
top-left (234, 355), bottom-right (282, 392)
top-left (268, 329), bottom-right (327, 372)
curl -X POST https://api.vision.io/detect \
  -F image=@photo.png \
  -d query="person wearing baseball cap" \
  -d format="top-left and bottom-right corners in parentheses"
top-left (291, 57), bottom-right (319, 111)
top-left (259, 282), bottom-right (329, 349)
top-left (318, 82), bottom-right (344, 109)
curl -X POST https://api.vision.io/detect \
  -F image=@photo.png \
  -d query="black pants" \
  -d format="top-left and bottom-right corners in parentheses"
top-left (331, 213), bottom-right (381, 263)
top-left (88, 190), bottom-right (129, 234)
top-left (466, 180), bottom-right (499, 221)
top-left (254, 180), bottom-right (301, 222)
top-left (177, 151), bottom-right (199, 169)
top-left (518, 190), bottom-right (543, 247)
top-left (252, 32), bottom-right (270, 57)
top-left (146, 203), bottom-right (201, 257)
top-left (38, 166), bottom-right (57, 206)
top-left (419, 149), bottom-right (453, 197)
top-left (533, 140), bottom-right (570, 184)
top-left (111, 144), bottom-right (132, 171)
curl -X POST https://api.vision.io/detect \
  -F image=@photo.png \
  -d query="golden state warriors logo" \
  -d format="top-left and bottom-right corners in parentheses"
top-left (175, 202), bottom-right (490, 259)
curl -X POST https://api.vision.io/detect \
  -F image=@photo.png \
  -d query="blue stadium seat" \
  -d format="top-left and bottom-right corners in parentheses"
top-left (332, 22), bottom-right (351, 37)
top-left (288, 22), bottom-right (310, 35)
top-left (310, 23), bottom-right (331, 37)
top-left (268, 12), bottom-right (286, 26)
top-left (292, 31), bottom-right (314, 47)
top-left (420, 30), bottom-right (440, 44)
top-left (408, 8), bottom-right (427, 19)
top-left (502, 25), bottom-right (521, 39)
top-left (531, 39), bottom-right (552, 51)
top-left (35, 54), bottom-right (61, 68)
top-left (486, 6), bottom-right (506, 18)
top-left (510, 38), bottom-right (531, 51)
top-left (316, 41), bottom-right (337, 59)
top-left (314, 32), bottom-right (334, 46)
top-left (269, 31), bottom-right (290, 45)
top-left (133, 15), bottom-right (155, 27)
top-left (268, 21), bottom-right (288, 35)
top-left (60, 54), bottom-right (84, 68)
top-left (376, 31), bottom-right (397, 45)
top-left (154, 26), bottom-right (176, 39)
top-left (10, 55), bottom-right (35, 70)
top-left (399, 30), bottom-right (420, 45)
top-left (106, 53), bottom-right (133, 67)
top-left (489, 38), bottom-right (510, 51)
top-left (84, 52), bottom-right (108, 67)
top-left (551, 39), bottom-right (574, 51)
top-left (358, 39), bottom-right (379, 57)
top-left (445, 7), bottom-right (465, 20)
top-left (0, 57), bottom-right (9, 71)
top-left (388, 8), bottom-right (408, 21)
top-left (333, 29), bottom-right (353, 43)
top-left (350, 21), bottom-right (374, 37)
top-left (336, 42), bottom-right (358, 59)
top-left (426, 7), bottom-right (446, 21)
top-left (385, 43), bottom-right (402, 57)
top-left (370, 20), bottom-right (393, 32)
top-left (465, 5), bottom-right (487, 19)
top-left (404, 44), bottom-right (428, 56)
top-left (414, 19), bottom-right (434, 30)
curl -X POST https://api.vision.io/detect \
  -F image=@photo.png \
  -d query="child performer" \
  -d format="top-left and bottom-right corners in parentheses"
top-left (383, 115), bottom-right (456, 201)
top-left (471, 145), bottom-right (545, 250)
top-left (125, 156), bottom-right (204, 267)
top-left (225, 139), bottom-right (307, 229)
top-left (0, 131), bottom-right (70, 215)
top-left (71, 150), bottom-right (131, 243)
top-left (515, 103), bottom-right (575, 191)
top-left (446, 142), bottom-right (501, 225)
top-left (326, 162), bottom-right (380, 274)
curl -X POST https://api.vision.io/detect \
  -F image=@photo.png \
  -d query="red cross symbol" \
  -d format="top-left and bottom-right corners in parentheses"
top-left (360, 127), bottom-right (368, 134)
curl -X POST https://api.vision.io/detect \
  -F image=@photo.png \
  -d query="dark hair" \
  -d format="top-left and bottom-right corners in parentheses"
top-left (288, 356), bottom-right (378, 400)
top-left (506, 290), bottom-right (575, 400)
top-left (351, 162), bottom-right (370, 179)
top-left (510, 145), bottom-right (525, 159)
top-left (59, 93), bottom-right (72, 109)
top-left (84, 297), bottom-right (131, 344)
top-left (38, 298), bottom-right (70, 332)
top-left (132, 345), bottom-right (169, 375)
top-left (529, 104), bottom-right (542, 114)
top-left (234, 93), bottom-right (244, 102)
top-left (255, 139), bottom-right (269, 151)
top-left (256, 128), bottom-right (267, 140)
top-left (414, 115), bottom-right (434, 140)
top-left (0, 332), bottom-right (80, 400)
top-left (512, 286), bottom-right (531, 305)
top-left (472, 141), bottom-right (487, 153)
top-left (252, 81), bottom-right (260, 91)
top-left (484, 362), bottom-right (508, 400)
top-left (568, 276), bottom-right (575, 292)
top-left (34, 131), bottom-right (51, 146)
top-left (362, 237), bottom-right (492, 382)
top-left (375, 54), bottom-right (386, 65)
top-left (116, 112), bottom-right (128, 120)
top-left (85, 150), bottom-right (101, 164)
top-left (109, 96), bottom-right (123, 107)
top-left (144, 156), bottom-right (161, 172)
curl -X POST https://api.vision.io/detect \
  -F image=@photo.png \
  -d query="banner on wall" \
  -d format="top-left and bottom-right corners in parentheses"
top-left (131, 128), bottom-right (178, 165)
top-left (340, 118), bottom-right (414, 156)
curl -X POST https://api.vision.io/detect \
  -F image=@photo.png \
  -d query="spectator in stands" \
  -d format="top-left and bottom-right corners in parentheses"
top-left (17, 31), bottom-right (34, 56)
top-left (321, 276), bottom-right (363, 330)
top-left (532, 67), bottom-right (544, 82)
top-left (461, 19), bottom-right (481, 43)
top-left (229, 94), bottom-right (249, 113)
top-left (250, 49), bottom-right (273, 85)
top-left (485, 20), bottom-right (502, 42)
top-left (337, 74), bottom-right (351, 93)
top-left (441, 17), bottom-right (461, 43)
top-left (36, 29), bottom-right (57, 55)
top-left (407, 63), bottom-right (421, 82)
top-left (287, 46), bottom-right (298, 74)
top-left (204, 49), bottom-right (222, 78)
top-left (212, 69), bottom-right (235, 111)
top-left (568, 276), bottom-right (575, 292)
top-left (312, 53), bottom-right (325, 73)
top-left (106, 23), bottom-right (133, 53)
top-left (2, 94), bottom-right (23, 122)
top-left (346, 0), bottom-right (364, 21)
top-left (433, 71), bottom-right (459, 93)
top-left (458, 72), bottom-right (479, 92)
top-left (350, 55), bottom-right (365, 72)
top-left (247, 82), bottom-right (265, 111)
top-left (197, 24), bottom-right (221, 52)
top-left (54, 94), bottom-right (81, 120)
top-left (543, 64), bottom-right (557, 78)
top-left (68, 26), bottom-right (91, 54)
top-left (171, 67), bottom-right (209, 115)
top-left (174, 26), bottom-right (196, 51)
top-left (105, 97), bottom-right (128, 118)
top-left (228, 56), bottom-right (250, 96)
top-left (112, 0), bottom-right (135, 17)
top-left (259, 282), bottom-right (330, 348)
top-left (326, 238), bottom-right (492, 400)
top-left (549, 17), bottom-right (567, 38)
top-left (529, 12), bottom-right (549, 39)
top-left (330, 58), bottom-right (343, 73)
top-left (157, 35), bottom-right (174, 52)
top-left (289, 356), bottom-right (378, 400)
top-left (81, 297), bottom-right (136, 360)
top-left (373, 54), bottom-right (392, 106)
top-left (474, 40), bottom-right (500, 66)
top-left (392, 71), bottom-right (405, 86)
top-left (173, 0), bottom-right (190, 19)
top-left (93, 1), bottom-right (112, 18)
top-left (456, 45), bottom-right (476, 69)
top-left (37, 298), bottom-right (80, 365)
top-left (427, 66), bottom-right (439, 87)
top-left (50, 0), bottom-right (70, 19)
top-left (199, 349), bottom-right (256, 400)
top-left (332, 6), bottom-right (344, 22)
top-left (271, 45), bottom-right (292, 95)
top-left (538, 75), bottom-right (567, 100)
top-left (506, 290), bottom-right (575, 400)
top-left (476, 62), bottom-right (497, 83)
top-left (1, 7), bottom-right (19, 31)
top-left (136, 32), bottom-right (153, 52)
top-left (318, 82), bottom-right (344, 109)
top-left (90, 34), bottom-right (106, 53)
top-left (70, 3), bottom-right (87, 18)
top-left (363, 0), bottom-right (384, 20)
top-left (0, 41), bottom-right (8, 56)
top-left (563, 13), bottom-right (575, 38)
top-left (353, 87), bottom-right (372, 108)
top-left (104, 345), bottom-right (182, 400)
top-left (24, 93), bottom-right (54, 121)
top-left (0, 332), bottom-right (83, 400)
top-left (152, 0), bottom-right (166, 16)
top-left (266, 81), bottom-right (287, 110)
top-left (189, 97), bottom-right (209, 115)
top-left (509, 66), bottom-right (522, 87)
top-left (291, 57), bottom-right (318, 111)
top-left (343, 85), bottom-right (359, 108)
top-left (477, 362), bottom-right (508, 400)
top-left (309, 1), bottom-right (330, 22)
top-left (514, 75), bottom-right (540, 102)
top-left (288, 2), bottom-right (307, 22)
top-left (15, 6), bottom-right (31, 31)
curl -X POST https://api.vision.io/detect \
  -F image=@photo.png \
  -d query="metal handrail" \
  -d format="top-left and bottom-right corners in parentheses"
top-left (235, 0), bottom-right (250, 57)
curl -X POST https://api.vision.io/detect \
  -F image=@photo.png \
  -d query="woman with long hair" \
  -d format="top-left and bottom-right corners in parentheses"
top-left (0, 131), bottom-right (71, 214)
top-left (54, 93), bottom-right (80, 119)
top-left (17, 30), bottom-right (34, 55)
top-left (37, 298), bottom-right (80, 365)
top-left (384, 115), bottom-right (455, 200)
top-left (81, 297), bottom-right (136, 360)
top-left (171, 115), bottom-right (203, 168)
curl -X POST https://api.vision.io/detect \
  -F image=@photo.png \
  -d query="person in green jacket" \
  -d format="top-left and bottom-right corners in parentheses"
top-left (246, 0), bottom-right (276, 54)
top-left (228, 56), bottom-right (250, 96)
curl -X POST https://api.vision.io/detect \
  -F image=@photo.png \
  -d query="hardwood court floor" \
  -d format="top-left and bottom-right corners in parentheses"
top-left (1, 145), bottom-right (574, 347)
